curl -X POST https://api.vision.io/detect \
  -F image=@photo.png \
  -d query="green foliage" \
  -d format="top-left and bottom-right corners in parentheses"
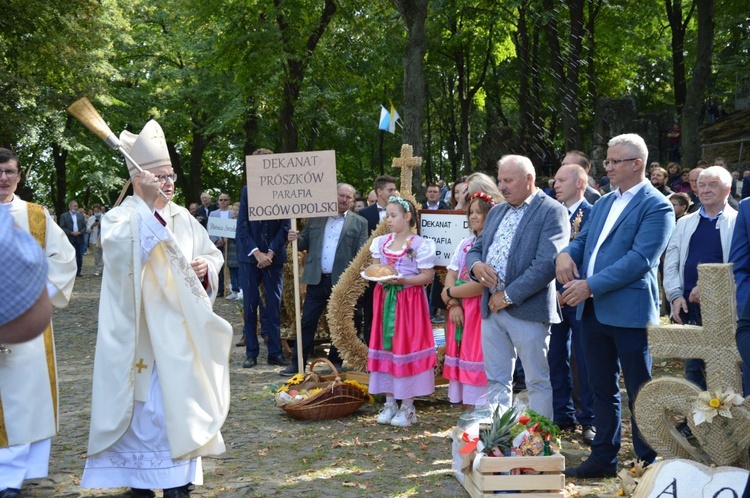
top-left (1, 0), bottom-right (743, 208)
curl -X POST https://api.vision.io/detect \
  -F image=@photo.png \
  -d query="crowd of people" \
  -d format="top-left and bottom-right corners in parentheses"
top-left (3, 124), bottom-right (750, 497)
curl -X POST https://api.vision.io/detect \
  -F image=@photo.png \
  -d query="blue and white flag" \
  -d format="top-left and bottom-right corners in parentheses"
top-left (378, 105), bottom-right (391, 132)
top-left (378, 104), bottom-right (401, 134)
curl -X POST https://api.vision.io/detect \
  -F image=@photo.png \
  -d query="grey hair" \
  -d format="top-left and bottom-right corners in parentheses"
top-left (699, 166), bottom-right (732, 188)
top-left (608, 133), bottom-right (649, 164)
top-left (337, 182), bottom-right (355, 195)
top-left (497, 155), bottom-right (536, 180)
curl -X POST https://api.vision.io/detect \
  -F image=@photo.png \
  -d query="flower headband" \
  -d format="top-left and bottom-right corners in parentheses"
top-left (470, 191), bottom-right (497, 206)
top-left (389, 195), bottom-right (411, 212)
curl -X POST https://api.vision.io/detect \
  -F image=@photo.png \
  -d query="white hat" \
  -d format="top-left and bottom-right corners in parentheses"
top-left (119, 120), bottom-right (171, 177)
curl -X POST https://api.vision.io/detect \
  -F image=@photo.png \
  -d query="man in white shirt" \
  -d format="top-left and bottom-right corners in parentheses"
top-left (209, 194), bottom-right (232, 297)
top-left (548, 164), bottom-right (596, 444)
top-left (557, 133), bottom-right (674, 478)
top-left (280, 184), bottom-right (368, 375)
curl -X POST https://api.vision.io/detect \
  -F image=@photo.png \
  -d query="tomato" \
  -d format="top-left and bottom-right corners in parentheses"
top-left (518, 415), bottom-right (531, 425)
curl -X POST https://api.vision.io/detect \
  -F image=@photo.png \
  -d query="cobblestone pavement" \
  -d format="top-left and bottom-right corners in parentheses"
top-left (19, 254), bottom-right (617, 497)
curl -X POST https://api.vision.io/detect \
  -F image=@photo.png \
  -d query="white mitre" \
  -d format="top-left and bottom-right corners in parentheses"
top-left (119, 120), bottom-right (172, 177)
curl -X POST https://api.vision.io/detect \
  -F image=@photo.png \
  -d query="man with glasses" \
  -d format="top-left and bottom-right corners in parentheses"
top-left (0, 148), bottom-right (76, 498)
top-left (209, 194), bottom-right (232, 297)
top-left (82, 120), bottom-right (232, 498)
top-left (556, 133), bottom-right (674, 478)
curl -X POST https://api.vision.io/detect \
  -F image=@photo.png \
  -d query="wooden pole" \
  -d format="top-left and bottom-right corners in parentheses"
top-left (223, 242), bottom-right (229, 295)
top-left (291, 218), bottom-right (304, 373)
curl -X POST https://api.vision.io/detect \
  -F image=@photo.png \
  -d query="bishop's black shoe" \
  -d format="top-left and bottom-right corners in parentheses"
top-left (163, 484), bottom-right (191, 498)
top-left (130, 489), bottom-right (155, 498)
top-left (0, 488), bottom-right (22, 498)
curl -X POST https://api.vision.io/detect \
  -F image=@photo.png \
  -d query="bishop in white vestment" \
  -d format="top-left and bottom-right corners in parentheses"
top-left (0, 148), bottom-right (77, 498)
top-left (81, 121), bottom-right (232, 498)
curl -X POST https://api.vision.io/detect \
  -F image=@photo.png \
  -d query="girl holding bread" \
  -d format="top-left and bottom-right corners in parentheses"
top-left (365, 196), bottom-right (436, 427)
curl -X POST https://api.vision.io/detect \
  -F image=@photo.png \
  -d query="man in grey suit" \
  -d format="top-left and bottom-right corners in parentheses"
top-left (467, 155), bottom-right (569, 418)
top-left (280, 183), bottom-right (369, 376)
top-left (59, 200), bottom-right (87, 276)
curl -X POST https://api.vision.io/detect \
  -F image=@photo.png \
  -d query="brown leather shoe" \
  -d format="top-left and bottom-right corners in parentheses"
top-left (235, 335), bottom-right (246, 347)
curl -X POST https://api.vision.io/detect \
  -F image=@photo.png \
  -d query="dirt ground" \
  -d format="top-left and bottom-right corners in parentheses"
top-left (17, 253), bottom-right (656, 497)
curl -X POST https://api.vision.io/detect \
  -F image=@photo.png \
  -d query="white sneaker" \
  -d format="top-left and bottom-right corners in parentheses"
top-left (376, 402), bottom-right (399, 424)
top-left (390, 406), bottom-right (417, 427)
top-left (226, 292), bottom-right (239, 300)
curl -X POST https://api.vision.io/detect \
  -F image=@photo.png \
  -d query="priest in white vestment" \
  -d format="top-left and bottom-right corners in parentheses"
top-left (81, 120), bottom-right (232, 498)
top-left (0, 148), bottom-right (77, 498)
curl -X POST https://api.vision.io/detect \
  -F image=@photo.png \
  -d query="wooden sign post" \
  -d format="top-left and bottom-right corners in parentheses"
top-left (246, 151), bottom-right (338, 374)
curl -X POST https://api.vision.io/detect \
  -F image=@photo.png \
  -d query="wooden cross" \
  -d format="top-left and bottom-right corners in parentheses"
top-left (135, 358), bottom-right (149, 374)
top-left (647, 263), bottom-right (742, 390)
top-left (391, 144), bottom-right (422, 197)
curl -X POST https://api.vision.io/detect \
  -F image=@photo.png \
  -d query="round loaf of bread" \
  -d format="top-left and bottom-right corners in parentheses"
top-left (364, 264), bottom-right (397, 278)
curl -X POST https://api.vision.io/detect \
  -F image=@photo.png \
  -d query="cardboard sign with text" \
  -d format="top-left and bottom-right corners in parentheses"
top-left (207, 217), bottom-right (237, 239)
top-left (245, 150), bottom-right (338, 221)
top-left (418, 210), bottom-right (471, 268)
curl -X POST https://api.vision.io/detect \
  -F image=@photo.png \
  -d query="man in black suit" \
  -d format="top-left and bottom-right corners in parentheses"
top-left (354, 175), bottom-right (397, 344)
top-left (280, 183), bottom-right (369, 376)
top-left (236, 149), bottom-right (291, 369)
top-left (424, 183), bottom-right (450, 210)
top-left (195, 192), bottom-right (218, 229)
top-left (59, 200), bottom-right (87, 276)
top-left (357, 175), bottom-right (397, 233)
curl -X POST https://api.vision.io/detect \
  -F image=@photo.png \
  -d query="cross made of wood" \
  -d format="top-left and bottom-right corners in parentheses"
top-left (647, 263), bottom-right (742, 391)
top-left (392, 144), bottom-right (422, 197)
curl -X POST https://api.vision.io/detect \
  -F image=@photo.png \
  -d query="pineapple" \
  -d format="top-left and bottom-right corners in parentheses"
top-left (479, 406), bottom-right (518, 456)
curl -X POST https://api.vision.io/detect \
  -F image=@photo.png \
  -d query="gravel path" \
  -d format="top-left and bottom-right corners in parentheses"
top-left (18, 254), bottom-right (622, 497)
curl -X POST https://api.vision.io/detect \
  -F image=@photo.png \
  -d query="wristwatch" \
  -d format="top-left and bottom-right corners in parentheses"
top-left (446, 287), bottom-right (454, 299)
top-left (502, 293), bottom-right (513, 305)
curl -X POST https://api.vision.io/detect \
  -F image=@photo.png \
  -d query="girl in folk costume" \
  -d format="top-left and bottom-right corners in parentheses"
top-left (366, 196), bottom-right (436, 427)
top-left (441, 192), bottom-right (500, 408)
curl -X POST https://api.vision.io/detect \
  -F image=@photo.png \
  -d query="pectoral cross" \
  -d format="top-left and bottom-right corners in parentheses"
top-left (392, 144), bottom-right (422, 197)
top-left (135, 358), bottom-right (149, 374)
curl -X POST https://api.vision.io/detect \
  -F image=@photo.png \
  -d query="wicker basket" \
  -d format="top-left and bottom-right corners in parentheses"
top-left (280, 358), bottom-right (368, 421)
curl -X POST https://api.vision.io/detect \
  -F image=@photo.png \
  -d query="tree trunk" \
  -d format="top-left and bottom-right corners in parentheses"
top-left (666, 0), bottom-right (696, 111)
top-left (275, 0), bottom-right (337, 153)
top-left (392, 0), bottom-right (428, 193)
top-left (543, 0), bottom-right (585, 152)
top-left (48, 115), bottom-right (74, 214)
top-left (51, 140), bottom-right (68, 216)
top-left (681, 0), bottom-right (714, 168)
top-left (514, 3), bottom-right (531, 147)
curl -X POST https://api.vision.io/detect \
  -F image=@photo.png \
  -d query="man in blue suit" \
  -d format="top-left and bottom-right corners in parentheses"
top-left (467, 155), bottom-right (569, 419)
top-left (729, 194), bottom-right (750, 395)
top-left (237, 149), bottom-right (291, 368)
top-left (548, 163), bottom-right (595, 444)
top-left (556, 133), bottom-right (674, 478)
